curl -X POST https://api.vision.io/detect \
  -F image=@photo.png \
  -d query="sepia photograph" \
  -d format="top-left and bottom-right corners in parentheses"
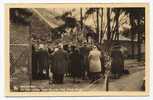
top-left (5, 3), bottom-right (149, 96)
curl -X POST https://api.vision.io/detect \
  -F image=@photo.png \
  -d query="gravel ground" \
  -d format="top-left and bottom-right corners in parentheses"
top-left (11, 59), bottom-right (145, 92)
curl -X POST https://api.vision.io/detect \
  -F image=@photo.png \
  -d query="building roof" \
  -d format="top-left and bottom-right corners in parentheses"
top-left (32, 8), bottom-right (65, 29)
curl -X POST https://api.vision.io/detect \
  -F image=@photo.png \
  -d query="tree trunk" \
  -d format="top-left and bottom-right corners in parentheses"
top-left (115, 9), bottom-right (120, 41)
top-left (80, 8), bottom-right (83, 31)
top-left (100, 8), bottom-right (103, 44)
top-left (107, 8), bottom-right (111, 40)
top-left (96, 9), bottom-right (100, 43)
top-left (130, 14), bottom-right (135, 59)
top-left (105, 8), bottom-right (112, 91)
top-left (137, 19), bottom-right (141, 61)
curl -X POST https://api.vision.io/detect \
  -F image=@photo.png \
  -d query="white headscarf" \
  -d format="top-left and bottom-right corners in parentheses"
top-left (93, 45), bottom-right (97, 50)
top-left (58, 43), bottom-right (63, 49)
top-left (39, 44), bottom-right (44, 49)
top-left (54, 48), bottom-right (59, 52)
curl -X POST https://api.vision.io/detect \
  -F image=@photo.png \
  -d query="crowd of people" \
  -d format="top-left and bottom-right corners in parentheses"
top-left (32, 41), bottom-right (125, 84)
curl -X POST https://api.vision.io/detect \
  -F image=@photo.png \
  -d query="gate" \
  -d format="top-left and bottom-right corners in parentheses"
top-left (10, 23), bottom-right (32, 91)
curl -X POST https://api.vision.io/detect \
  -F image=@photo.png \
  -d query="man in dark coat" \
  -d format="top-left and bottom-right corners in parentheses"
top-left (79, 43), bottom-right (90, 80)
top-left (70, 46), bottom-right (82, 83)
top-left (111, 44), bottom-right (124, 79)
top-left (52, 44), bottom-right (69, 84)
top-left (37, 44), bottom-right (49, 79)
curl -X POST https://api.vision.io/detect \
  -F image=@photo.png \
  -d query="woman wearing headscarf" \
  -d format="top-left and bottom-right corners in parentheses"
top-left (88, 45), bottom-right (102, 83)
top-left (37, 44), bottom-right (49, 79)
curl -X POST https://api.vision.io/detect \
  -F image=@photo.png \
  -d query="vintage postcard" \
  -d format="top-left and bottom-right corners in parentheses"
top-left (5, 3), bottom-right (149, 96)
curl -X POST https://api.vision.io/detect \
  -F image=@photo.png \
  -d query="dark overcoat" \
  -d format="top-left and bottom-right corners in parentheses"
top-left (111, 49), bottom-right (124, 75)
top-left (52, 49), bottom-right (69, 75)
top-left (79, 46), bottom-right (90, 70)
top-left (37, 48), bottom-right (49, 75)
top-left (69, 49), bottom-right (82, 77)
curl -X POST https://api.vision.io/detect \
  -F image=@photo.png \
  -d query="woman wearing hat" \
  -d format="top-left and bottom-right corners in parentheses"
top-left (111, 44), bottom-right (124, 79)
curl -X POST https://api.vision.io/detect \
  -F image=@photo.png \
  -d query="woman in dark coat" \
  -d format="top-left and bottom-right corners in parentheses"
top-left (111, 45), bottom-right (124, 79)
top-left (70, 47), bottom-right (82, 83)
